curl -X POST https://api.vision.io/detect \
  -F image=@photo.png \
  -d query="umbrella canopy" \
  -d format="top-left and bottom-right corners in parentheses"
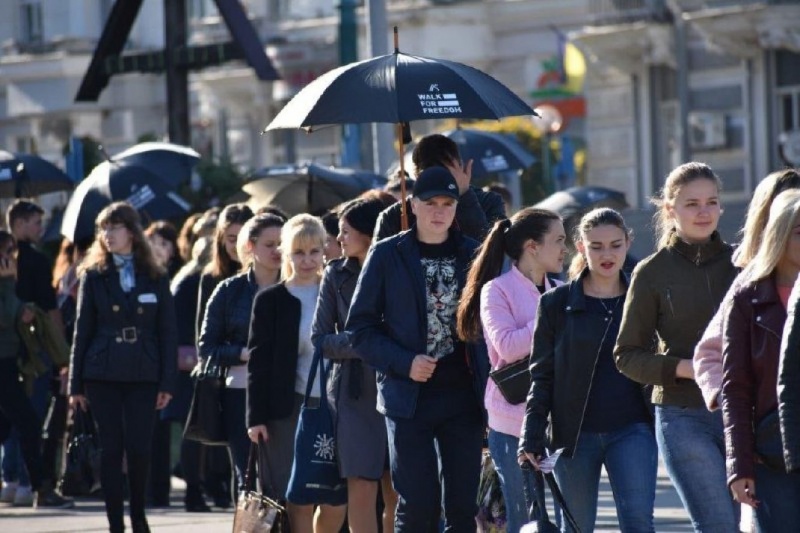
top-left (266, 51), bottom-right (536, 131)
top-left (111, 142), bottom-right (200, 188)
top-left (534, 186), bottom-right (628, 221)
top-left (243, 164), bottom-right (386, 216)
top-left (388, 128), bottom-right (536, 178)
top-left (0, 151), bottom-right (74, 198)
top-left (61, 163), bottom-right (191, 242)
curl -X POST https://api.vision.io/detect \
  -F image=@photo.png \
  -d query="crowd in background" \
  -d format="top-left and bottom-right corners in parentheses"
top-left (0, 133), bottom-right (799, 533)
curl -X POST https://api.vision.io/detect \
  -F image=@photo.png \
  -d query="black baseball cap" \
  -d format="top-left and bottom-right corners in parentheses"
top-left (413, 166), bottom-right (459, 201)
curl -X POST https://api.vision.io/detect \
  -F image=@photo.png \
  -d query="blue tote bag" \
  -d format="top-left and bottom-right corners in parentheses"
top-left (286, 348), bottom-right (347, 505)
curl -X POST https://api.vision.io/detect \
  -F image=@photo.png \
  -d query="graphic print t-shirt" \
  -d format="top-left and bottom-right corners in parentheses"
top-left (417, 237), bottom-right (471, 390)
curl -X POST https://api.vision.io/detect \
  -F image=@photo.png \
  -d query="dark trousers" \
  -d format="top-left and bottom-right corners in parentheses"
top-left (42, 392), bottom-right (68, 483)
top-left (385, 386), bottom-right (484, 533)
top-left (0, 358), bottom-right (45, 490)
top-left (148, 418), bottom-right (172, 505)
top-left (85, 381), bottom-right (158, 532)
top-left (222, 388), bottom-right (249, 494)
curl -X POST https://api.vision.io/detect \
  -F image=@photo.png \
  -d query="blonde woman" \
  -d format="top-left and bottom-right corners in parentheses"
top-left (246, 214), bottom-right (346, 533)
top-left (722, 189), bottom-right (800, 530)
top-left (614, 162), bottom-right (739, 531)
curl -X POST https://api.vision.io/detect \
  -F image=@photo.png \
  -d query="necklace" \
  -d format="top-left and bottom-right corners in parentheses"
top-left (596, 295), bottom-right (622, 322)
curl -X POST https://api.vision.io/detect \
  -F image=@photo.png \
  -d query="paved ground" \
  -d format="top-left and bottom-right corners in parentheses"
top-left (0, 460), bottom-right (697, 533)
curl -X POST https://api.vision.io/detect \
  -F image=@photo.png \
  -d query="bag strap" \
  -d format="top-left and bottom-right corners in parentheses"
top-left (245, 436), bottom-right (282, 501)
top-left (302, 347), bottom-right (329, 411)
top-left (544, 472), bottom-right (581, 533)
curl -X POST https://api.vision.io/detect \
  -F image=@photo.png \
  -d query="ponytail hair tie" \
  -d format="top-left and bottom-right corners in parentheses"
top-left (500, 219), bottom-right (512, 233)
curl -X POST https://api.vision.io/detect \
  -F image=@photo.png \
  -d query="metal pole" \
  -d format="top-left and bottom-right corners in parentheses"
top-left (165, 0), bottom-right (190, 145)
top-left (667, 0), bottom-right (691, 162)
top-left (339, 0), bottom-right (361, 167)
top-left (366, 0), bottom-right (394, 175)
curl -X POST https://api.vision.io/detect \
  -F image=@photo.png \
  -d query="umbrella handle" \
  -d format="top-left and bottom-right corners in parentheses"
top-left (396, 122), bottom-right (408, 230)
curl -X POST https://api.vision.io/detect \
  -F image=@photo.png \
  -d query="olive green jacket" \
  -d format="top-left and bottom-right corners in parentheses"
top-left (0, 277), bottom-right (22, 360)
top-left (614, 231), bottom-right (737, 408)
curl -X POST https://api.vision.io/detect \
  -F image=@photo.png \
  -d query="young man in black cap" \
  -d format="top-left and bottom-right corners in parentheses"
top-left (346, 166), bottom-right (488, 532)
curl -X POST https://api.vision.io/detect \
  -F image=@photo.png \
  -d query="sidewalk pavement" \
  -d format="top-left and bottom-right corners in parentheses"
top-left (1, 462), bottom-right (694, 532)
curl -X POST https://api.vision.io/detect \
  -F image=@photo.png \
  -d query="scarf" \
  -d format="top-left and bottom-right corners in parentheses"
top-left (113, 253), bottom-right (136, 293)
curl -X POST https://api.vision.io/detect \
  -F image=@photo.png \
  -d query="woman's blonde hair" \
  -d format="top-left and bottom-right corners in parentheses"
top-left (235, 213), bottom-right (285, 271)
top-left (733, 168), bottom-right (800, 268)
top-left (742, 189), bottom-right (800, 284)
top-left (651, 162), bottom-right (722, 250)
top-left (279, 214), bottom-right (326, 280)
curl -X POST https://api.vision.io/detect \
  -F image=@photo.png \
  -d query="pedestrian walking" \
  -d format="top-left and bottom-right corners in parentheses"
top-left (519, 208), bottom-right (657, 532)
top-left (456, 207), bottom-right (565, 533)
top-left (347, 166), bottom-right (488, 532)
top-left (614, 163), bottom-right (739, 532)
top-left (779, 263), bottom-right (800, 477)
top-left (0, 230), bottom-right (73, 510)
top-left (247, 214), bottom-right (347, 533)
top-left (694, 168), bottom-right (800, 411)
top-left (311, 198), bottom-right (398, 533)
top-left (69, 202), bottom-right (177, 533)
top-left (721, 189), bottom-right (800, 530)
top-left (198, 213), bottom-right (284, 495)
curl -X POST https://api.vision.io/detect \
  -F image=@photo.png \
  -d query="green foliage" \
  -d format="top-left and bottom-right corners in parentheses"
top-left (61, 135), bottom-right (105, 179)
top-left (180, 157), bottom-right (245, 211)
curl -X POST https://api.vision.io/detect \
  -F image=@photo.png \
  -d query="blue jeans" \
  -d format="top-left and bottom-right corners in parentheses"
top-left (655, 405), bottom-right (738, 532)
top-left (386, 386), bottom-right (484, 533)
top-left (753, 463), bottom-right (800, 532)
top-left (553, 422), bottom-right (657, 533)
top-left (488, 429), bottom-right (536, 533)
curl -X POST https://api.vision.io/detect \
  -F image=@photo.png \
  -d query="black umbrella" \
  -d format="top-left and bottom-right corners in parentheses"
top-left (534, 186), bottom-right (628, 221)
top-left (265, 27), bottom-right (537, 227)
top-left (61, 163), bottom-right (191, 242)
top-left (243, 164), bottom-right (386, 216)
top-left (388, 128), bottom-right (536, 179)
top-left (0, 151), bottom-right (74, 198)
top-left (111, 142), bottom-right (200, 188)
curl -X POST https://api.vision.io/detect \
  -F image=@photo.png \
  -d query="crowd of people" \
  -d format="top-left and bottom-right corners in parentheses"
top-left (0, 132), bottom-right (799, 533)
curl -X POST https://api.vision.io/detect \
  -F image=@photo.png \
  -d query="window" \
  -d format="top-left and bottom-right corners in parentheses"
top-left (19, 0), bottom-right (43, 44)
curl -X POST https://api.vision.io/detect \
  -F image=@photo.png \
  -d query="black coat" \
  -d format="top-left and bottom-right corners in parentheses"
top-left (779, 280), bottom-right (800, 473)
top-left (69, 266), bottom-right (178, 395)
top-left (198, 269), bottom-right (259, 367)
top-left (520, 270), bottom-right (639, 458)
top-left (246, 283), bottom-right (302, 426)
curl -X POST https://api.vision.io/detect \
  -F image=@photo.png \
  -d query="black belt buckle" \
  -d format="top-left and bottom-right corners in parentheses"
top-left (121, 327), bottom-right (138, 343)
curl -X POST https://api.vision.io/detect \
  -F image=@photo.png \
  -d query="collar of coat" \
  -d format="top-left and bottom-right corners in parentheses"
top-left (564, 267), bottom-right (631, 312)
top-left (667, 230), bottom-right (727, 265)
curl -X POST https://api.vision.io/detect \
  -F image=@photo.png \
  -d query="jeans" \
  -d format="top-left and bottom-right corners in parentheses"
top-left (85, 381), bottom-right (159, 531)
top-left (488, 429), bottom-right (536, 533)
top-left (553, 422), bottom-right (657, 533)
top-left (753, 463), bottom-right (800, 532)
top-left (0, 358), bottom-right (45, 490)
top-left (655, 405), bottom-right (738, 533)
top-left (222, 388), bottom-right (249, 493)
top-left (386, 386), bottom-right (484, 533)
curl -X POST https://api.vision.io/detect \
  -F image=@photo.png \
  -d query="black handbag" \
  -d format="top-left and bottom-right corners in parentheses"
top-left (489, 357), bottom-right (531, 405)
top-left (183, 356), bottom-right (227, 446)
top-left (755, 409), bottom-right (785, 471)
top-left (232, 439), bottom-right (290, 533)
top-left (522, 463), bottom-right (581, 533)
top-left (58, 408), bottom-right (102, 496)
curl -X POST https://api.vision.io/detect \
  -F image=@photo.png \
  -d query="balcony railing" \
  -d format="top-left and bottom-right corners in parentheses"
top-left (589, 0), bottom-right (670, 25)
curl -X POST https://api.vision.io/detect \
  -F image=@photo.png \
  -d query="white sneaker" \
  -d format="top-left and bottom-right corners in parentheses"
top-left (0, 482), bottom-right (18, 503)
top-left (13, 485), bottom-right (33, 506)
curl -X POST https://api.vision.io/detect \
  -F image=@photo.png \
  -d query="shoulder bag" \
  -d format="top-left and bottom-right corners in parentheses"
top-left (489, 356), bottom-right (531, 405)
top-left (232, 438), bottom-right (290, 533)
top-left (183, 355), bottom-right (227, 445)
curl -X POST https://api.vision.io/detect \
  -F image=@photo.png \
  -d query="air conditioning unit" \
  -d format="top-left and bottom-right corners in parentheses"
top-left (688, 112), bottom-right (727, 150)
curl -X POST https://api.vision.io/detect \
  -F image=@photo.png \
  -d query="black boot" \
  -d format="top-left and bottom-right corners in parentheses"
top-left (184, 483), bottom-right (211, 513)
top-left (131, 518), bottom-right (150, 533)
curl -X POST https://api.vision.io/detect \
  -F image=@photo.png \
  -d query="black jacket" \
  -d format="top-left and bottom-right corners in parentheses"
top-left (69, 267), bottom-right (178, 395)
top-left (198, 269), bottom-right (259, 367)
top-left (520, 270), bottom-right (640, 458)
top-left (779, 280), bottom-right (800, 473)
top-left (373, 186), bottom-right (505, 243)
top-left (171, 270), bottom-right (201, 347)
top-left (195, 272), bottom-right (224, 343)
top-left (246, 283), bottom-right (302, 426)
top-left (346, 228), bottom-right (489, 420)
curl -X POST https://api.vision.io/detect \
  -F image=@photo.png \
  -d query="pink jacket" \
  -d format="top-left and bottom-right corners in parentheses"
top-left (481, 266), bottom-right (561, 437)
top-left (694, 271), bottom-right (746, 411)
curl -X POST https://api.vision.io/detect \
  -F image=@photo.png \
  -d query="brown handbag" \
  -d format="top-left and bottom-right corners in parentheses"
top-left (232, 438), bottom-right (290, 533)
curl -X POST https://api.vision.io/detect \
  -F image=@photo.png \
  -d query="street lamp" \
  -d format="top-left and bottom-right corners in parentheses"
top-left (532, 105), bottom-right (563, 194)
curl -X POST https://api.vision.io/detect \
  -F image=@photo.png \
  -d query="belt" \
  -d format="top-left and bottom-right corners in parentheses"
top-left (98, 327), bottom-right (143, 344)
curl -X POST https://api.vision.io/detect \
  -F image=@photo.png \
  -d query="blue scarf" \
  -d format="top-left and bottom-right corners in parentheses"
top-left (112, 253), bottom-right (136, 293)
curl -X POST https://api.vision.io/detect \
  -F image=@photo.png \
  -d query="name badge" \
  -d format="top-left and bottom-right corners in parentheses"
top-left (138, 293), bottom-right (158, 304)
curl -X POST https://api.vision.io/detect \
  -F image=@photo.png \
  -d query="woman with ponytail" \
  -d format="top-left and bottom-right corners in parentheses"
top-left (519, 208), bottom-right (657, 532)
top-left (457, 207), bottom-right (566, 533)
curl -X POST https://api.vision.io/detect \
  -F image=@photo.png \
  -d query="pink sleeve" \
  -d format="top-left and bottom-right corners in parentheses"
top-left (480, 282), bottom-right (534, 364)
top-left (694, 305), bottom-right (725, 411)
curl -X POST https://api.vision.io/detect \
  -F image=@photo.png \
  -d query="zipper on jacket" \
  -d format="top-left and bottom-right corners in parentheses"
top-left (666, 288), bottom-right (676, 317)
top-left (695, 247), bottom-right (702, 267)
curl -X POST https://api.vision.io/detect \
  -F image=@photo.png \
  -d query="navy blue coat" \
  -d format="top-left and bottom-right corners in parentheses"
top-left (345, 228), bottom-right (489, 420)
